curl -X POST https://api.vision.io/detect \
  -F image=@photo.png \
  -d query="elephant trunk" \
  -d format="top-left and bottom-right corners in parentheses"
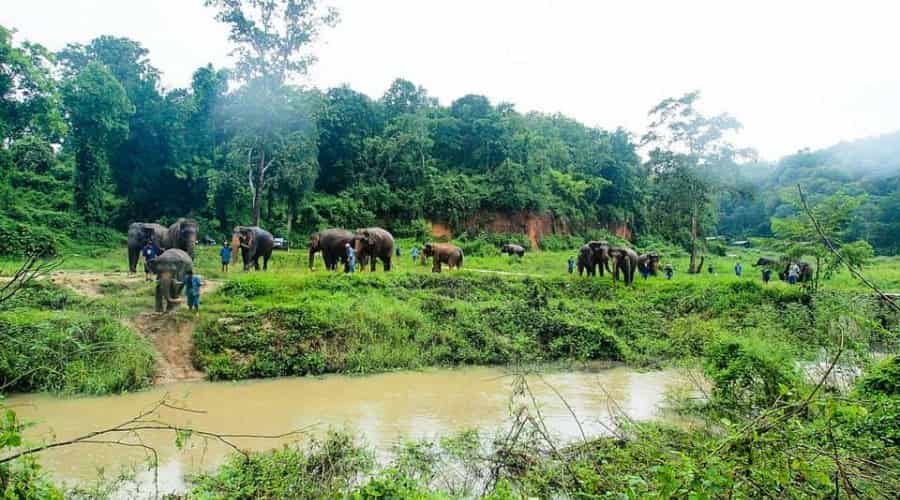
top-left (231, 234), bottom-right (242, 266)
top-left (308, 246), bottom-right (316, 270)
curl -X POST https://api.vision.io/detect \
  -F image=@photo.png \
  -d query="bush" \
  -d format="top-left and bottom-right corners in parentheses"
top-left (0, 217), bottom-right (65, 257)
top-left (703, 336), bottom-right (802, 412)
top-left (188, 432), bottom-right (374, 499)
top-left (855, 356), bottom-right (899, 397)
top-left (0, 311), bottom-right (155, 394)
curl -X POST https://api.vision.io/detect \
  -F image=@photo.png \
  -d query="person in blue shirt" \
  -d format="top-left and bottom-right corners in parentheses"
top-left (181, 270), bottom-right (203, 312)
top-left (395, 246), bottom-right (401, 258)
top-left (411, 246), bottom-right (419, 264)
top-left (734, 261), bottom-right (742, 277)
top-left (142, 240), bottom-right (161, 281)
top-left (220, 241), bottom-right (232, 273)
top-left (345, 243), bottom-right (356, 273)
top-left (567, 256), bottom-right (575, 274)
top-left (664, 264), bottom-right (674, 280)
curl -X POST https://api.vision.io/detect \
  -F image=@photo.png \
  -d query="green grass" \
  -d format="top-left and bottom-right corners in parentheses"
top-left (0, 308), bottom-right (155, 394)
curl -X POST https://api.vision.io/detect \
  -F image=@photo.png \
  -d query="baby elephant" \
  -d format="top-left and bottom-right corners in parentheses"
top-left (149, 248), bottom-right (193, 313)
top-left (422, 243), bottom-right (464, 273)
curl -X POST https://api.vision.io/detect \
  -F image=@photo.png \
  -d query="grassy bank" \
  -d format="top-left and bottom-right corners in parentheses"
top-left (0, 279), bottom-right (155, 395)
top-left (194, 269), bottom-right (895, 381)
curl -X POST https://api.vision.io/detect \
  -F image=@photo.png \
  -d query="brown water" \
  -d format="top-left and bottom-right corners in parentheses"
top-left (5, 365), bottom-right (685, 496)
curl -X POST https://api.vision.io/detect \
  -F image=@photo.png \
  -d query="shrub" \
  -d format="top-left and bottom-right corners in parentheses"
top-left (0, 311), bottom-right (155, 394)
top-left (188, 432), bottom-right (374, 499)
top-left (703, 336), bottom-right (802, 412)
top-left (854, 356), bottom-right (899, 397)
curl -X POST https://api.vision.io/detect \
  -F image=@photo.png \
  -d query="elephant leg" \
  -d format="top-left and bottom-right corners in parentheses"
top-left (128, 246), bottom-right (139, 273)
top-left (370, 256), bottom-right (376, 272)
top-left (263, 255), bottom-right (269, 271)
top-left (384, 256), bottom-right (392, 272)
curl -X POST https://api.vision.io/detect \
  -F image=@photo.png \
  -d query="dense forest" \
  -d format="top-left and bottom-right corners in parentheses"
top-left (2, 15), bottom-right (899, 258)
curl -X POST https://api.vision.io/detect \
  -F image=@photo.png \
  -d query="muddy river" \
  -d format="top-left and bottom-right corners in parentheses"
top-left (5, 365), bottom-right (687, 495)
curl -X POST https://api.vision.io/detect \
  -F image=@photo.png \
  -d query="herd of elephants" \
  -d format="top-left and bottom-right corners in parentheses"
top-left (125, 218), bottom-right (813, 313)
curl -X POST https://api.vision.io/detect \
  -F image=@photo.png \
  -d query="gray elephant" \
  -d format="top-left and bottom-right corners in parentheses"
top-left (127, 219), bottom-right (199, 273)
top-left (353, 227), bottom-right (395, 272)
top-left (500, 244), bottom-right (526, 257)
top-left (576, 244), bottom-right (595, 276)
top-left (308, 228), bottom-right (355, 271)
top-left (638, 252), bottom-right (661, 276)
top-left (149, 248), bottom-right (193, 313)
top-left (231, 226), bottom-right (275, 271)
top-left (587, 240), bottom-right (613, 277)
top-left (608, 246), bottom-right (639, 285)
top-left (422, 242), bottom-right (463, 272)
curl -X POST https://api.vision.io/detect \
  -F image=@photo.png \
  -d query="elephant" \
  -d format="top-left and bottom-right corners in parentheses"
top-left (754, 257), bottom-right (779, 267)
top-left (308, 228), bottom-right (355, 271)
top-left (638, 252), bottom-right (661, 276)
top-left (587, 240), bottom-right (613, 277)
top-left (353, 227), bottom-right (395, 272)
top-left (423, 242), bottom-right (463, 272)
top-left (576, 244), bottom-right (595, 276)
top-left (127, 218), bottom-right (199, 273)
top-left (779, 261), bottom-right (813, 282)
top-left (607, 246), bottom-right (639, 285)
top-left (149, 248), bottom-right (193, 313)
top-left (500, 244), bottom-right (526, 257)
top-left (231, 226), bottom-right (274, 271)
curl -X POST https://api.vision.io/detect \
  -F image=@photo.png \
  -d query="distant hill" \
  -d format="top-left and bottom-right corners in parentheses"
top-left (717, 130), bottom-right (900, 254)
top-left (824, 130), bottom-right (900, 179)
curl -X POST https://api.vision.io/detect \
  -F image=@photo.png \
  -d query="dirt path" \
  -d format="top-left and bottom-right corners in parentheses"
top-left (50, 270), bottom-right (146, 298)
top-left (49, 270), bottom-right (223, 384)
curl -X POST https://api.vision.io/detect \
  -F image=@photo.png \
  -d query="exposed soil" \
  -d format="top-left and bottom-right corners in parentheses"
top-left (127, 312), bottom-right (205, 384)
top-left (50, 270), bottom-right (145, 298)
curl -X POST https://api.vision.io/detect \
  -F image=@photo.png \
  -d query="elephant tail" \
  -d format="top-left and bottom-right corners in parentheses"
top-left (458, 251), bottom-right (464, 268)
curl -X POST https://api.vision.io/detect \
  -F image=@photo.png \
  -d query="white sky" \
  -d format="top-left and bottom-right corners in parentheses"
top-left (4, 0), bottom-right (900, 160)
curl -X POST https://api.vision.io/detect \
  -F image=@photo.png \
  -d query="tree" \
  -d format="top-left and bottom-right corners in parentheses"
top-left (0, 25), bottom-right (65, 143)
top-left (381, 78), bottom-right (434, 119)
top-left (642, 91), bottom-right (752, 272)
top-left (205, 0), bottom-right (339, 225)
top-left (771, 191), bottom-right (873, 290)
top-left (58, 36), bottom-right (175, 222)
top-left (62, 62), bottom-right (133, 223)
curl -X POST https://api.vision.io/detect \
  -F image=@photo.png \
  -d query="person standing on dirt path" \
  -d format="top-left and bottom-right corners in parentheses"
top-left (220, 241), bottom-right (232, 273)
top-left (734, 261), bottom-right (742, 277)
top-left (181, 270), bottom-right (203, 313)
top-left (345, 243), bottom-right (356, 273)
top-left (142, 240), bottom-right (160, 282)
top-left (568, 256), bottom-right (575, 274)
top-left (762, 267), bottom-right (772, 284)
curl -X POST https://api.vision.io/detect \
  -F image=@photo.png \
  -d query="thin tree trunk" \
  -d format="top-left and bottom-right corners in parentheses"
top-left (253, 148), bottom-right (265, 227)
top-left (689, 203), bottom-right (699, 273)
